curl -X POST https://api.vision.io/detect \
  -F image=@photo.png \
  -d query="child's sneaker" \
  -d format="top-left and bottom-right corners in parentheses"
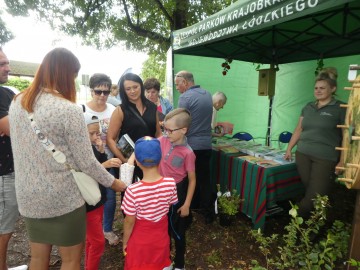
top-left (104, 231), bottom-right (120, 245)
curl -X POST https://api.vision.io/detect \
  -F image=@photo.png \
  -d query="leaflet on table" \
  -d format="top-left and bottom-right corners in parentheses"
top-left (212, 137), bottom-right (233, 148)
top-left (238, 155), bottom-right (263, 163)
top-left (236, 142), bottom-right (262, 154)
top-left (116, 134), bottom-right (135, 158)
top-left (256, 160), bottom-right (282, 168)
top-left (220, 145), bottom-right (240, 153)
top-left (263, 149), bottom-right (287, 160)
top-left (252, 146), bottom-right (275, 157)
top-left (238, 156), bottom-right (282, 167)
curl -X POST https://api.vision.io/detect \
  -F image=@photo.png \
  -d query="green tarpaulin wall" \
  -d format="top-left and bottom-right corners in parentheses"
top-left (172, 54), bottom-right (360, 146)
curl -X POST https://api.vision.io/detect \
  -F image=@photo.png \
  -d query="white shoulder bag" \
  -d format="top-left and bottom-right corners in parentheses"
top-left (28, 113), bottom-right (101, 206)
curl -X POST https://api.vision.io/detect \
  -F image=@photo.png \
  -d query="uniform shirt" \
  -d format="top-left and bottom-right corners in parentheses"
top-left (158, 136), bottom-right (195, 184)
top-left (121, 177), bottom-right (178, 222)
top-left (297, 98), bottom-right (346, 161)
top-left (0, 86), bottom-right (15, 176)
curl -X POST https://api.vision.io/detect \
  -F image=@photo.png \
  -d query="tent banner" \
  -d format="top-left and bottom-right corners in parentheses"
top-left (172, 0), bottom-right (354, 51)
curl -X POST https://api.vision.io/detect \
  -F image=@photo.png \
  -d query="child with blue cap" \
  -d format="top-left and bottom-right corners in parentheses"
top-left (121, 136), bottom-right (178, 270)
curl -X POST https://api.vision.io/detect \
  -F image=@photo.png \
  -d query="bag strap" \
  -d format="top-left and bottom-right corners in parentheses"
top-left (28, 113), bottom-right (68, 165)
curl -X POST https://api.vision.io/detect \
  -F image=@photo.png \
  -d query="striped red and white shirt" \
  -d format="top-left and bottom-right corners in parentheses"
top-left (121, 177), bottom-right (178, 222)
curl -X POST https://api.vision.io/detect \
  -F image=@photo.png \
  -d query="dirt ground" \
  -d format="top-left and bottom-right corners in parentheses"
top-left (8, 184), bottom-right (357, 270)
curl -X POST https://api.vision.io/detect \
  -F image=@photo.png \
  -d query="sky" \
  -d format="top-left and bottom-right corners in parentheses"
top-left (0, 4), bottom-right (148, 83)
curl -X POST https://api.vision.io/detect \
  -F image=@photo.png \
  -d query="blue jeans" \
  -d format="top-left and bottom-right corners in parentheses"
top-left (103, 169), bottom-right (117, 232)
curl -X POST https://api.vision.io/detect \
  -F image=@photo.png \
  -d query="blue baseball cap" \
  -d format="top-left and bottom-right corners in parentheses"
top-left (135, 136), bottom-right (161, 167)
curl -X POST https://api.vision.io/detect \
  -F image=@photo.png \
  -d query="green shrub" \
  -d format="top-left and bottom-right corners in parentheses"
top-left (217, 184), bottom-right (242, 216)
top-left (5, 77), bottom-right (31, 91)
top-left (250, 195), bottom-right (351, 270)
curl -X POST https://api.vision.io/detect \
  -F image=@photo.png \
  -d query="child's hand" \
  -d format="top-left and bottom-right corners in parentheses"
top-left (127, 153), bottom-right (135, 166)
top-left (95, 138), bottom-right (105, 153)
top-left (102, 158), bottom-right (122, 169)
top-left (177, 204), bottom-right (190, 217)
top-left (95, 137), bottom-right (103, 147)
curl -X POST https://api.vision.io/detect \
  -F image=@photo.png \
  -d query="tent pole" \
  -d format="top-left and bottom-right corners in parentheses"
top-left (266, 96), bottom-right (273, 146)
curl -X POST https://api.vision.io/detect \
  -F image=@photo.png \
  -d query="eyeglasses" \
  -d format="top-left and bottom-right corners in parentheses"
top-left (163, 127), bottom-right (184, 134)
top-left (93, 90), bottom-right (111, 96)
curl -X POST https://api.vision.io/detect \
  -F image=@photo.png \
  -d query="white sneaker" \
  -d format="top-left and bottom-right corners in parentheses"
top-left (104, 231), bottom-right (120, 245)
top-left (9, 265), bottom-right (28, 270)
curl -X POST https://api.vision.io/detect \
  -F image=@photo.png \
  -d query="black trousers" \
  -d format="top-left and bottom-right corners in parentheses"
top-left (191, 149), bottom-right (215, 217)
top-left (168, 179), bottom-right (192, 269)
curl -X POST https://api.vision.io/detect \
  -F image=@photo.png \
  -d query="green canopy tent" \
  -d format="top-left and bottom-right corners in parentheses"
top-left (171, 0), bottom-right (360, 145)
top-left (173, 0), bottom-right (360, 64)
top-left (171, 0), bottom-right (360, 265)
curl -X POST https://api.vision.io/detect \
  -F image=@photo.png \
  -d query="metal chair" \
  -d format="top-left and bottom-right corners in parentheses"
top-left (232, 132), bottom-right (254, 141)
top-left (278, 131), bottom-right (292, 149)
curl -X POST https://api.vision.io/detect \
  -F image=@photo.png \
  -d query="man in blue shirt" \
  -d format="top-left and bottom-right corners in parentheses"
top-left (175, 70), bottom-right (214, 223)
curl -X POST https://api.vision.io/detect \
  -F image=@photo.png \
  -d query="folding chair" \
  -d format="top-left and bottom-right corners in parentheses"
top-left (278, 131), bottom-right (292, 149)
top-left (232, 132), bottom-right (254, 142)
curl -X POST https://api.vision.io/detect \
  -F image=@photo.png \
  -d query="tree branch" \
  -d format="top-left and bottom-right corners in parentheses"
top-left (153, 0), bottom-right (174, 30)
top-left (121, 0), bottom-right (170, 46)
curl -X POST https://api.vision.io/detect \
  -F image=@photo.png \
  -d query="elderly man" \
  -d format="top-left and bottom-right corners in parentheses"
top-left (174, 70), bottom-right (215, 224)
top-left (0, 47), bottom-right (27, 270)
top-left (211, 91), bottom-right (227, 137)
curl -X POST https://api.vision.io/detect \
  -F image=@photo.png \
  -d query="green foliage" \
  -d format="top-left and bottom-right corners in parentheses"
top-left (0, 14), bottom-right (14, 45)
top-left (348, 259), bottom-right (360, 269)
top-left (206, 249), bottom-right (222, 267)
top-left (315, 59), bottom-right (324, 76)
top-left (217, 187), bottom-right (241, 216)
top-left (5, 77), bottom-right (31, 91)
top-left (3, 0), bottom-right (234, 56)
top-left (140, 53), bottom-right (166, 88)
top-left (250, 195), bottom-right (351, 270)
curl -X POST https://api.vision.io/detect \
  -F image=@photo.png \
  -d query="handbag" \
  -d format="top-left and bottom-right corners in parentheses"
top-left (28, 113), bottom-right (101, 206)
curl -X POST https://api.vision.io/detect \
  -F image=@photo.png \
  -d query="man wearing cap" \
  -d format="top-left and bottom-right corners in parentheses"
top-left (174, 70), bottom-right (215, 224)
top-left (121, 137), bottom-right (177, 270)
top-left (0, 47), bottom-right (28, 270)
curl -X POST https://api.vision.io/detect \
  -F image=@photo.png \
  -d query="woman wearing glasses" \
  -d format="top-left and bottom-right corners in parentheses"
top-left (107, 73), bottom-right (162, 181)
top-left (84, 73), bottom-right (121, 246)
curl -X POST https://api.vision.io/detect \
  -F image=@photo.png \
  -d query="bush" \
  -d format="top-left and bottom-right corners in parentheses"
top-left (217, 184), bottom-right (242, 216)
top-left (250, 195), bottom-right (351, 270)
top-left (5, 77), bottom-right (31, 91)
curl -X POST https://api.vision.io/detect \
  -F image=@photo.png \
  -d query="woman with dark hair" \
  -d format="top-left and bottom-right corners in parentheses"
top-left (83, 73), bottom-right (121, 246)
top-left (284, 69), bottom-right (346, 218)
top-left (9, 48), bottom-right (126, 270)
top-left (107, 73), bottom-right (161, 180)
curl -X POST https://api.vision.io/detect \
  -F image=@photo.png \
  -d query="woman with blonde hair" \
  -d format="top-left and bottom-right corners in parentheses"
top-left (9, 48), bottom-right (126, 270)
top-left (284, 68), bottom-right (346, 218)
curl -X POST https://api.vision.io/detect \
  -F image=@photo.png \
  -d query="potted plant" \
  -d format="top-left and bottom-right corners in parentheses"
top-left (216, 184), bottom-right (242, 226)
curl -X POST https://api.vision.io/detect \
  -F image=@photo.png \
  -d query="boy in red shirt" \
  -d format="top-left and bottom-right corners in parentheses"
top-left (121, 137), bottom-right (178, 270)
